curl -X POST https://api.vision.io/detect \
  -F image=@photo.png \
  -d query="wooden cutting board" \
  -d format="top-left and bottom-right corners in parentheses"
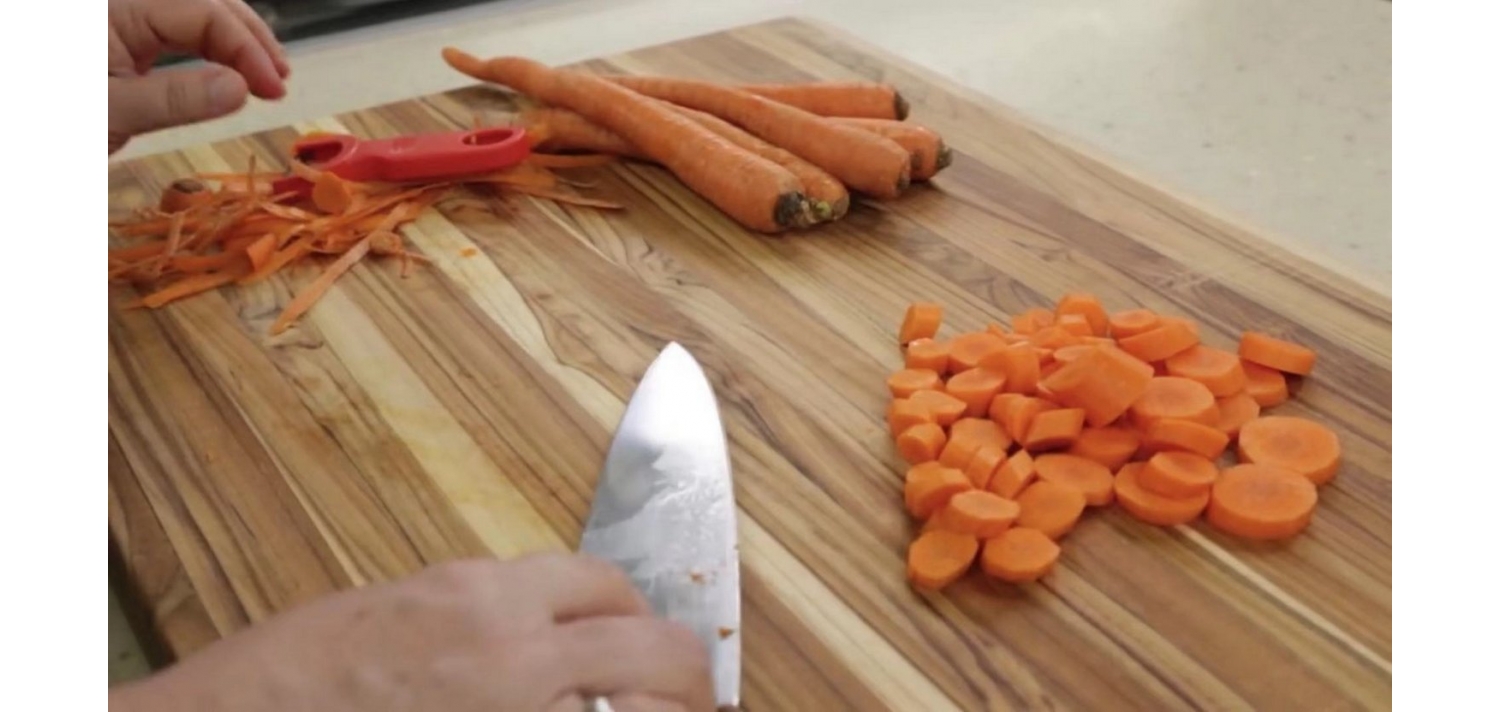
top-left (107, 16), bottom-right (1392, 711)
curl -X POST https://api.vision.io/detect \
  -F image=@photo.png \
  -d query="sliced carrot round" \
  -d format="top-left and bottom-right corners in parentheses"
top-left (899, 302), bottom-right (943, 345)
top-left (1129, 377), bottom-right (1220, 431)
top-left (980, 344), bottom-right (1042, 395)
top-left (1142, 418), bottom-right (1231, 460)
top-left (1055, 293), bottom-right (1109, 336)
top-left (963, 444), bottom-right (1008, 491)
top-left (987, 450), bottom-right (1036, 499)
top-left (1021, 407), bottom-right (1086, 452)
top-left (1011, 307), bottom-right (1055, 335)
top-left (1238, 331), bottom-right (1316, 376)
top-left (1016, 480), bottom-right (1087, 539)
top-left (887, 398), bottom-right (935, 437)
top-left (1241, 361), bottom-right (1289, 407)
top-left (980, 527), bottom-right (1060, 583)
top-left (1116, 319), bottom-right (1198, 363)
top-left (887, 368), bottom-right (942, 398)
top-left (947, 490), bottom-right (1021, 538)
top-left (1033, 453), bottom-right (1114, 506)
top-left (1114, 463), bottom-right (1210, 527)
top-left (907, 530), bottom-right (979, 590)
top-left (1206, 464), bottom-right (1318, 540)
top-left (909, 389), bottom-right (967, 426)
top-left (896, 422), bottom-right (947, 465)
top-left (1139, 451), bottom-right (1219, 498)
top-left (1164, 345), bottom-right (1248, 397)
top-left (948, 332), bottom-right (1007, 372)
top-left (904, 463), bottom-right (972, 519)
top-left (1236, 416), bottom-right (1342, 485)
top-left (1108, 309), bottom-right (1161, 339)
top-left (1215, 391), bottom-right (1262, 439)
top-left (946, 367), bottom-right (1007, 417)
top-left (904, 338), bottom-right (951, 374)
top-left (1066, 426), bottom-right (1141, 472)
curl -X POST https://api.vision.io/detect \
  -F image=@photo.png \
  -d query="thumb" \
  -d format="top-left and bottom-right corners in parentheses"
top-left (109, 66), bottom-right (248, 139)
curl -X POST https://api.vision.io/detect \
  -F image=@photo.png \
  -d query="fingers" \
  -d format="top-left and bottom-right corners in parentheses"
top-left (109, 65), bottom-right (248, 140)
top-left (552, 616), bottom-right (715, 712)
top-left (135, 0), bottom-right (285, 99)
top-left (511, 553), bottom-right (652, 622)
top-left (222, 0), bottom-right (291, 78)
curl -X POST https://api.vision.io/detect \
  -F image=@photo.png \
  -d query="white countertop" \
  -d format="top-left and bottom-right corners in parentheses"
top-left (113, 0), bottom-right (1391, 295)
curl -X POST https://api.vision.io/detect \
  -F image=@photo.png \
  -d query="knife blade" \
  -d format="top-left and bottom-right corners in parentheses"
top-left (579, 342), bottom-right (741, 709)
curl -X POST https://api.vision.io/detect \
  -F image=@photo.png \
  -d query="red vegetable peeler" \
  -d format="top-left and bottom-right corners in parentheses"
top-left (270, 126), bottom-right (531, 198)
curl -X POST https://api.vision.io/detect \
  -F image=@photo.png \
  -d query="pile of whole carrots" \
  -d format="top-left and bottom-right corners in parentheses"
top-left (440, 48), bottom-right (950, 233)
top-left (889, 295), bottom-right (1338, 590)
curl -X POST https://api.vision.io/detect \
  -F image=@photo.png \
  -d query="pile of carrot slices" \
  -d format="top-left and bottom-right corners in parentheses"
top-left (440, 49), bottom-right (951, 233)
top-left (889, 294), bottom-right (1337, 590)
top-left (108, 145), bottom-right (621, 335)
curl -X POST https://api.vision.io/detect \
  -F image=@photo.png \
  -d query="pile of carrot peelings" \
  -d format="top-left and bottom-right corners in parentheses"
top-left (108, 144), bottom-right (623, 335)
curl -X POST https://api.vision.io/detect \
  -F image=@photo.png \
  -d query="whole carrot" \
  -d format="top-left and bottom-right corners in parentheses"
top-left (442, 49), bottom-right (815, 233)
top-left (517, 107), bottom-right (642, 158)
top-left (606, 75), bottom-right (912, 199)
top-left (831, 118), bottom-right (952, 181)
top-left (739, 81), bottom-right (909, 121)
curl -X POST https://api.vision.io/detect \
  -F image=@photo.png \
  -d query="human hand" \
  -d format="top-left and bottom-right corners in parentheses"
top-left (109, 0), bottom-right (292, 154)
top-left (108, 554), bottom-right (715, 712)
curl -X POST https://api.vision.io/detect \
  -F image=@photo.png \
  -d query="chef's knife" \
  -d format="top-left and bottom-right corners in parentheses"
top-left (579, 342), bottom-right (741, 710)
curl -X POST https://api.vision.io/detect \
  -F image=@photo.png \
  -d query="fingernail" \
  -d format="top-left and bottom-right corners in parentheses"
top-left (208, 71), bottom-right (243, 114)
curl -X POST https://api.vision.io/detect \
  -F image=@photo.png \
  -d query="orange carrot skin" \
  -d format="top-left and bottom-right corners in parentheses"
top-left (831, 118), bottom-right (951, 181)
top-left (1242, 361), bottom-right (1290, 407)
top-left (518, 107), bottom-right (643, 157)
top-left (1239, 331), bottom-right (1317, 375)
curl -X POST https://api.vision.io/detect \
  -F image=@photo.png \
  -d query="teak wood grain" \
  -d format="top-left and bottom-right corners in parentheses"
top-left (107, 17), bottom-right (1392, 711)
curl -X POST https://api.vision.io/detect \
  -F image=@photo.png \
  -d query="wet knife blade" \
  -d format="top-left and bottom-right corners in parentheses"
top-left (580, 342), bottom-right (741, 709)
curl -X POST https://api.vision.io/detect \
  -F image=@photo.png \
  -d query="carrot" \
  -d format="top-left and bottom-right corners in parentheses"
top-left (1110, 307), bottom-right (1164, 338)
top-left (244, 233), bottom-right (278, 272)
top-left (518, 107), bottom-right (642, 157)
top-left (1015, 480), bottom-right (1088, 540)
top-left (606, 75), bottom-right (913, 198)
top-left (963, 445), bottom-right (1008, 491)
top-left (896, 422), bottom-right (948, 464)
top-left (1215, 391), bottom-right (1262, 439)
top-left (1011, 308), bottom-right (1054, 335)
top-left (674, 105), bottom-right (850, 220)
top-left (441, 50), bottom-right (814, 232)
top-left (907, 530), bottom-right (979, 590)
top-left (902, 341), bottom-right (949, 378)
top-left (938, 435), bottom-right (983, 471)
top-left (951, 417), bottom-right (1013, 453)
top-left (1055, 314), bottom-right (1094, 338)
top-left (887, 368), bottom-right (942, 398)
top-left (904, 463), bottom-right (972, 519)
top-left (1129, 377), bottom-right (1220, 431)
top-left (1165, 345), bottom-right (1248, 397)
top-left (830, 118), bottom-right (951, 181)
top-left (1052, 344), bottom-right (1103, 365)
top-left (980, 527), bottom-right (1059, 583)
top-left (1236, 416), bottom-right (1342, 485)
top-left (945, 367), bottom-right (1007, 417)
top-left (1066, 426), bottom-right (1141, 472)
top-left (920, 503), bottom-right (966, 534)
top-left (1206, 464), bottom-right (1318, 540)
top-left (1030, 325), bottom-right (1083, 350)
top-left (1040, 346), bottom-right (1155, 427)
top-left (988, 449), bottom-right (1036, 499)
top-left (740, 81), bottom-right (909, 121)
top-left (979, 344), bottom-right (1042, 395)
top-left (1139, 452), bottom-right (1219, 498)
top-left (1033, 454), bottom-right (1114, 507)
top-left (948, 332), bottom-right (1006, 372)
top-left (909, 389), bottom-right (967, 426)
top-left (269, 235), bottom-right (375, 335)
top-left (311, 171), bottom-right (358, 214)
top-left (995, 396), bottom-right (1051, 444)
top-left (946, 490), bottom-right (1021, 538)
top-left (1242, 361), bottom-right (1290, 407)
top-left (899, 302), bottom-right (944, 344)
top-left (1021, 408), bottom-right (1086, 452)
top-left (1116, 318), bottom-right (1199, 362)
top-left (1239, 331), bottom-right (1317, 376)
top-left (1114, 463), bottom-right (1211, 527)
top-left (132, 264), bottom-right (251, 309)
top-left (887, 399), bottom-right (935, 437)
top-left (1055, 293), bottom-right (1109, 336)
top-left (1142, 418), bottom-right (1231, 460)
